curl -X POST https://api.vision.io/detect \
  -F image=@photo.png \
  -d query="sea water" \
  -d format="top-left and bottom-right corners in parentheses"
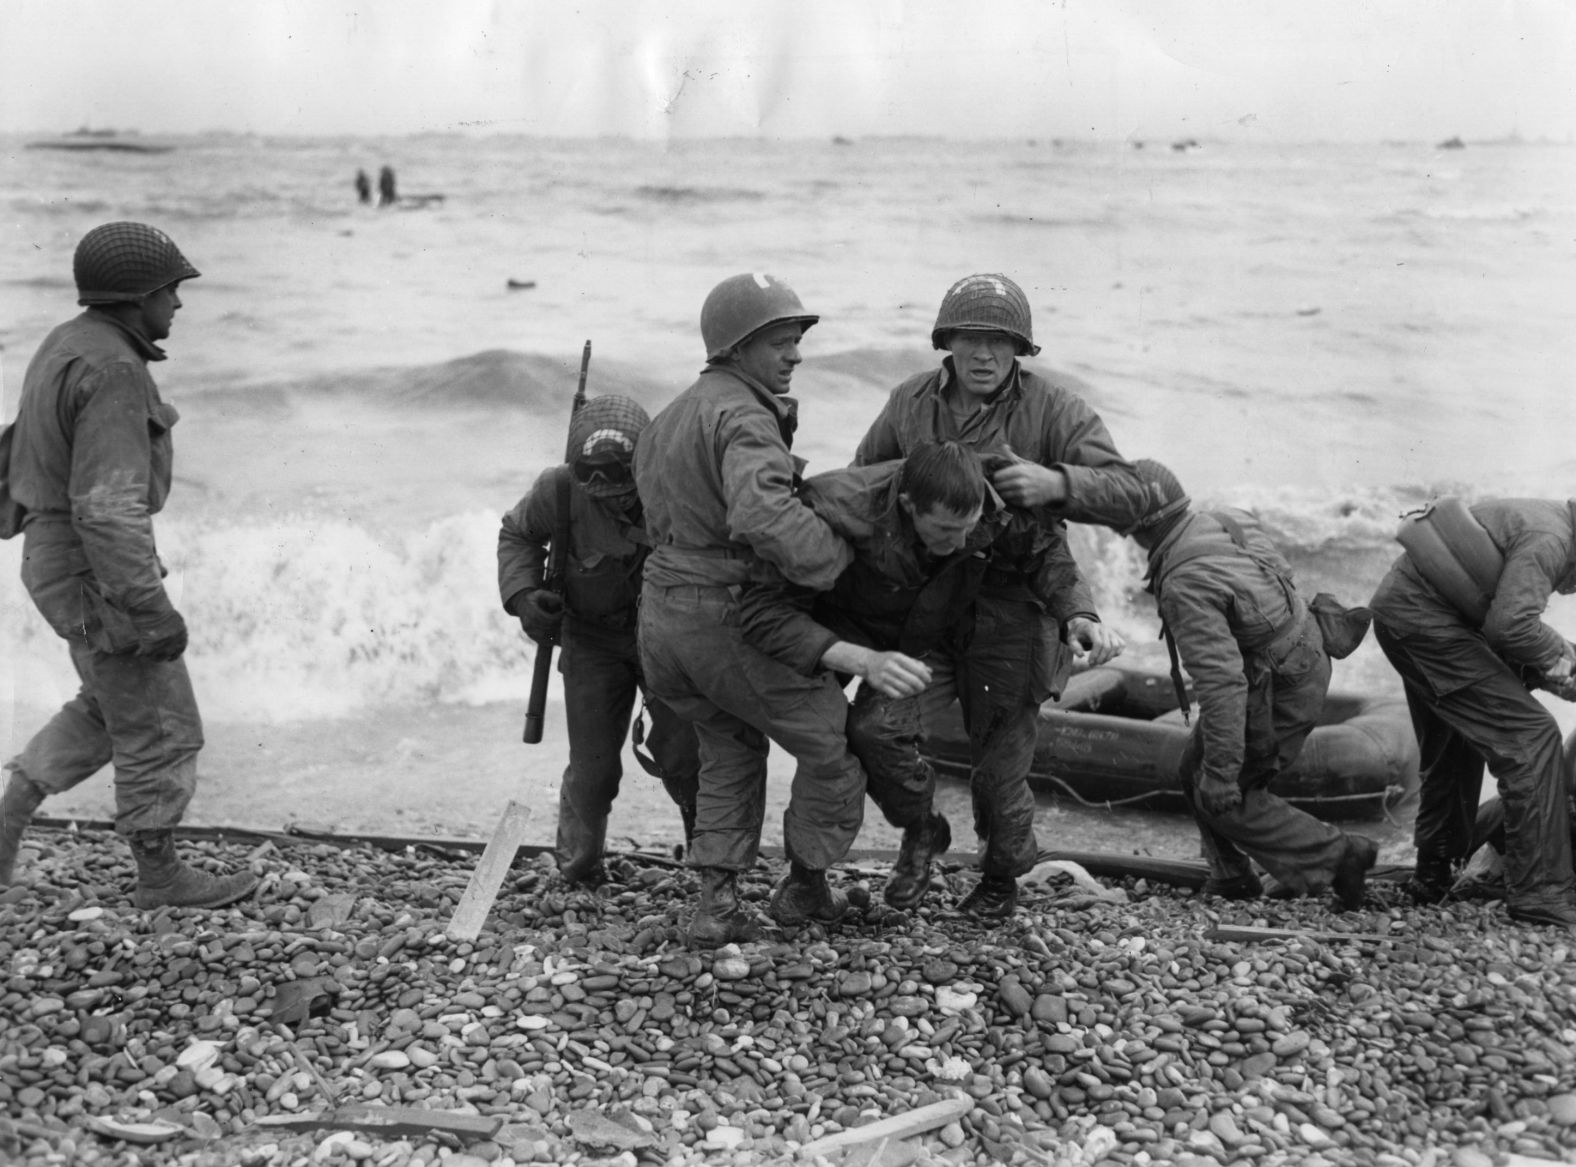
top-left (2, 133), bottom-right (1573, 838)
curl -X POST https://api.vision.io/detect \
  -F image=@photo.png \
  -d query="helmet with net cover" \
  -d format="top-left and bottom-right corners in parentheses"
top-left (931, 273), bottom-right (1039, 356)
top-left (699, 272), bottom-right (818, 363)
top-left (1122, 459), bottom-right (1191, 536)
top-left (74, 221), bottom-right (201, 306)
top-left (569, 395), bottom-right (650, 499)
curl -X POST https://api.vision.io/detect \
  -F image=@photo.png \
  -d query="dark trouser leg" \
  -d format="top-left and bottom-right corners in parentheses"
top-left (639, 586), bottom-right (864, 873)
top-left (847, 668), bottom-right (959, 831)
top-left (959, 598), bottom-right (1058, 880)
top-left (9, 640), bottom-right (118, 802)
top-left (638, 691), bottom-right (701, 844)
top-left (556, 628), bottom-right (638, 881)
top-left (1376, 622), bottom-right (1575, 910)
top-left (1184, 641), bottom-right (1348, 893)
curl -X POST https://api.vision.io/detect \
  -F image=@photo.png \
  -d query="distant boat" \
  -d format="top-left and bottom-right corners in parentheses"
top-left (1436, 136), bottom-right (1466, 150)
top-left (27, 128), bottom-right (174, 154)
top-left (1170, 138), bottom-right (1202, 153)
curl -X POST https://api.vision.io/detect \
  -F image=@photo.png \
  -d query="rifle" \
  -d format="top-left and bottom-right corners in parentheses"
top-left (523, 340), bottom-right (592, 744)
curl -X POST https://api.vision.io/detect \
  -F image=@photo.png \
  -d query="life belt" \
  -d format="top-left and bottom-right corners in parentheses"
top-left (1395, 496), bottom-right (1503, 624)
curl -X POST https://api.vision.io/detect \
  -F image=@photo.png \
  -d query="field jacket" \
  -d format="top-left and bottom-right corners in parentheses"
top-left (853, 358), bottom-right (1147, 529)
top-left (634, 365), bottom-right (851, 591)
top-left (1148, 509), bottom-right (1314, 788)
top-left (742, 460), bottom-right (1097, 676)
top-left (497, 464), bottom-right (649, 631)
top-left (1372, 498), bottom-right (1576, 683)
top-left (9, 310), bottom-right (183, 642)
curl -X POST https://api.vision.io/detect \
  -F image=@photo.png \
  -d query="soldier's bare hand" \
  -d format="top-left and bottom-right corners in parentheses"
top-left (1068, 617), bottom-right (1124, 666)
top-left (863, 651), bottom-right (933, 699)
top-left (990, 455), bottom-right (1067, 508)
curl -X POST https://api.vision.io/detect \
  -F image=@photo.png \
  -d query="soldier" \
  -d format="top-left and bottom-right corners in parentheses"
top-left (0, 222), bottom-right (258, 907)
top-left (498, 395), bottom-right (700, 885)
top-left (1113, 460), bottom-right (1378, 908)
top-left (742, 441), bottom-right (1122, 916)
top-left (1370, 497), bottom-right (1576, 928)
top-left (854, 274), bottom-right (1148, 915)
top-left (635, 272), bottom-right (887, 948)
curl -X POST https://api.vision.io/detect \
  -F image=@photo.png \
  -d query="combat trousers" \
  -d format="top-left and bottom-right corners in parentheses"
top-left (557, 622), bottom-right (700, 866)
top-left (8, 522), bottom-right (202, 835)
top-left (1374, 620), bottom-right (1576, 911)
top-left (957, 596), bottom-right (1074, 877)
top-left (1176, 624), bottom-right (1347, 892)
top-left (638, 584), bottom-right (866, 872)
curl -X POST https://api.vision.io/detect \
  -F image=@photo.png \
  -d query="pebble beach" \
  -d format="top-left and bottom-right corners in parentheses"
top-left (4, 826), bottom-right (1576, 1167)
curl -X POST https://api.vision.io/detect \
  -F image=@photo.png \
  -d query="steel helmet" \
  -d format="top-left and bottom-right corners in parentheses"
top-left (931, 273), bottom-right (1040, 356)
top-left (74, 221), bottom-right (201, 306)
top-left (1123, 459), bottom-right (1191, 536)
top-left (569, 394), bottom-right (650, 462)
top-left (700, 272), bottom-right (818, 364)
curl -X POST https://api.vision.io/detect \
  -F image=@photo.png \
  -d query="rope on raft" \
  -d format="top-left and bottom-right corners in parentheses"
top-left (1036, 774), bottom-right (1411, 827)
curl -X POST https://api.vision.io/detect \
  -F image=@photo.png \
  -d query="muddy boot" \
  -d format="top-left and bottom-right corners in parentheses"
top-left (130, 830), bottom-right (259, 910)
top-left (769, 862), bottom-right (850, 926)
top-left (557, 811), bottom-right (609, 888)
top-left (1406, 854), bottom-right (1455, 905)
top-left (0, 771), bottom-right (47, 886)
top-left (688, 868), bottom-right (762, 948)
top-left (884, 812), bottom-right (951, 911)
top-left (1201, 870), bottom-right (1264, 900)
top-left (958, 874), bottom-right (1019, 920)
top-left (1332, 834), bottom-right (1379, 911)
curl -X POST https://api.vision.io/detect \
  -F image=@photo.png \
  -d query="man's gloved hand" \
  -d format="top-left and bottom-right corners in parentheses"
top-left (515, 588), bottom-right (565, 644)
top-left (140, 618), bottom-right (189, 662)
top-left (1196, 773), bottom-right (1243, 818)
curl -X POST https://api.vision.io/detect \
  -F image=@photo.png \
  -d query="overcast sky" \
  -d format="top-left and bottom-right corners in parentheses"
top-left (3, 0), bottom-right (1573, 142)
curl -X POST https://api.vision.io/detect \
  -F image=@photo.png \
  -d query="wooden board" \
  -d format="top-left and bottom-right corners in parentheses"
top-left (446, 800), bottom-right (534, 941)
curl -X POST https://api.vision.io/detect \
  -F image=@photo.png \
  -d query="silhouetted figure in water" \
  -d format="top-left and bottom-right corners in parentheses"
top-left (355, 169), bottom-right (372, 204)
top-left (377, 166), bottom-right (397, 208)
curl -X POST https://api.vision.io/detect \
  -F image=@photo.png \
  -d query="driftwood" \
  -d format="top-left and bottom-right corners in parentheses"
top-left (252, 1104), bottom-right (501, 1141)
top-left (446, 799), bottom-right (534, 941)
top-left (1207, 924), bottom-right (1395, 944)
top-left (797, 1096), bottom-right (974, 1159)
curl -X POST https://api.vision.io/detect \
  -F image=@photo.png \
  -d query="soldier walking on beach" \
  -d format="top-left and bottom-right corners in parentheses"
top-left (1110, 461), bottom-right (1378, 908)
top-left (498, 395), bottom-right (700, 885)
top-left (635, 272), bottom-right (880, 948)
top-left (1370, 498), bottom-right (1576, 928)
top-left (853, 273), bottom-right (1148, 917)
top-left (741, 441), bottom-right (1123, 914)
top-left (0, 222), bottom-right (258, 908)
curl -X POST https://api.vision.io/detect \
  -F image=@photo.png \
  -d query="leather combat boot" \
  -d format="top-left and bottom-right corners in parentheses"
top-left (1332, 834), bottom-right (1379, 911)
top-left (0, 771), bottom-right (47, 886)
top-left (958, 874), bottom-right (1019, 920)
top-left (688, 868), bottom-right (762, 948)
top-left (1200, 870), bottom-right (1264, 900)
top-left (768, 862), bottom-right (850, 927)
top-left (0, 775), bottom-right (48, 883)
top-left (130, 830), bottom-right (259, 910)
top-left (884, 812), bottom-right (952, 911)
top-left (1507, 898), bottom-right (1576, 931)
top-left (1405, 855), bottom-right (1455, 905)
top-left (557, 814), bottom-right (609, 888)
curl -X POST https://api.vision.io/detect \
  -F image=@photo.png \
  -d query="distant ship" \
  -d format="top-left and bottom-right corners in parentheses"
top-left (26, 128), bottom-right (175, 154)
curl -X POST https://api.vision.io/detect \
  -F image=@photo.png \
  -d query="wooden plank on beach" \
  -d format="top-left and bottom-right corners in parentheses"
top-left (797, 1097), bottom-right (974, 1159)
top-left (1207, 924), bottom-right (1394, 944)
top-left (446, 800), bottom-right (534, 941)
top-left (252, 1105), bottom-right (501, 1140)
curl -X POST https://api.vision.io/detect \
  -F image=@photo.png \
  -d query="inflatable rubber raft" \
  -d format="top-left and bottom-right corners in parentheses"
top-left (922, 664), bottom-right (1419, 821)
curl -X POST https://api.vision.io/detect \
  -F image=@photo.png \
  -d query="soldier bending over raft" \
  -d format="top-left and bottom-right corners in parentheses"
top-left (853, 273), bottom-right (1145, 917)
top-left (1, 222), bottom-right (258, 908)
top-left (741, 441), bottom-right (1123, 916)
top-left (635, 273), bottom-right (889, 948)
top-left (1104, 461), bottom-right (1379, 909)
top-left (498, 395), bottom-right (700, 886)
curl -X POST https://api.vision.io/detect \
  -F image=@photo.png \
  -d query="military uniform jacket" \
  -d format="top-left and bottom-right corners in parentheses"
top-left (1372, 498), bottom-right (1576, 684)
top-left (1148, 509), bottom-right (1312, 787)
top-left (853, 359), bottom-right (1147, 529)
top-left (633, 365), bottom-right (851, 591)
top-left (742, 460), bottom-right (1098, 676)
top-left (497, 464), bottom-right (650, 630)
top-left (9, 310), bottom-right (183, 640)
